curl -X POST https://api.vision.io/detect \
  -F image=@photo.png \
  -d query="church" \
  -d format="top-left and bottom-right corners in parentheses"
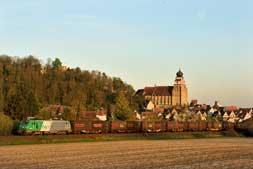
top-left (137, 69), bottom-right (188, 108)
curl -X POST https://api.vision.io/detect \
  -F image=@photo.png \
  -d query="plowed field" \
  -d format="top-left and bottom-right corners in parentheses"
top-left (1, 138), bottom-right (253, 169)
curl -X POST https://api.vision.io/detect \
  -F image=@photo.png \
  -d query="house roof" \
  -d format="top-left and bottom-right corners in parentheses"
top-left (190, 100), bottom-right (198, 105)
top-left (78, 110), bottom-right (107, 119)
top-left (143, 86), bottom-right (173, 96)
top-left (136, 89), bottom-right (144, 95)
top-left (239, 108), bottom-right (252, 113)
top-left (225, 106), bottom-right (238, 112)
top-left (238, 112), bottom-right (248, 119)
top-left (141, 111), bottom-right (161, 116)
top-left (97, 110), bottom-right (107, 116)
top-left (153, 107), bottom-right (165, 113)
top-left (78, 111), bottom-right (97, 119)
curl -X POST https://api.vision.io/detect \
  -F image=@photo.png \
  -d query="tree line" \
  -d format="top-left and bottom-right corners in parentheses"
top-left (0, 55), bottom-right (144, 126)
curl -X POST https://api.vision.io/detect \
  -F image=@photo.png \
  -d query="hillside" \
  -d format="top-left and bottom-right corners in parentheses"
top-left (0, 55), bottom-right (143, 123)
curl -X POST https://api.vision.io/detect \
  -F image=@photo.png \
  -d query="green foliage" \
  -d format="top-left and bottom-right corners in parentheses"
top-left (62, 106), bottom-right (76, 121)
top-left (143, 114), bottom-right (163, 121)
top-left (52, 58), bottom-right (62, 69)
top-left (4, 86), bottom-right (27, 120)
top-left (0, 112), bottom-right (13, 135)
top-left (36, 106), bottom-right (53, 120)
top-left (132, 93), bottom-right (145, 112)
top-left (4, 85), bottom-right (39, 120)
top-left (0, 55), bottom-right (138, 122)
top-left (112, 91), bottom-right (131, 121)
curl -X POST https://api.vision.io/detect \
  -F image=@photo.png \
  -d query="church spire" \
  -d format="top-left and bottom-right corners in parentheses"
top-left (176, 69), bottom-right (183, 77)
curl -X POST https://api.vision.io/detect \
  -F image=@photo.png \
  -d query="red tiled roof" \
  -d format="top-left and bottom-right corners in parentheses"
top-left (225, 106), bottom-right (238, 111)
top-left (153, 108), bottom-right (165, 113)
top-left (78, 111), bottom-right (97, 119)
top-left (78, 110), bottom-right (107, 119)
top-left (144, 86), bottom-right (173, 96)
top-left (191, 100), bottom-right (198, 105)
top-left (142, 111), bottom-right (160, 116)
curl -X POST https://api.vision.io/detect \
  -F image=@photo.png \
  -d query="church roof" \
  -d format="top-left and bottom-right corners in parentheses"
top-left (143, 86), bottom-right (173, 96)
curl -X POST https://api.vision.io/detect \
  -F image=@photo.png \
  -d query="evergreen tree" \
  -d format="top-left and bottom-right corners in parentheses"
top-left (52, 58), bottom-right (62, 69)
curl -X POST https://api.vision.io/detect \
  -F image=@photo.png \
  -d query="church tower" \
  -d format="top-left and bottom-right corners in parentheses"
top-left (172, 69), bottom-right (188, 106)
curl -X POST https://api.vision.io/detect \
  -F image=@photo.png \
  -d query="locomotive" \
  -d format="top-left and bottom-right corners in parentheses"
top-left (18, 118), bottom-right (72, 135)
top-left (18, 118), bottom-right (234, 135)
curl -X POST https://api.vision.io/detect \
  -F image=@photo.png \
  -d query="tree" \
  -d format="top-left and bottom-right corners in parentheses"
top-left (26, 91), bottom-right (39, 117)
top-left (132, 94), bottom-right (145, 112)
top-left (4, 86), bottom-right (26, 120)
top-left (112, 91), bottom-right (131, 121)
top-left (52, 58), bottom-right (62, 70)
top-left (0, 112), bottom-right (13, 135)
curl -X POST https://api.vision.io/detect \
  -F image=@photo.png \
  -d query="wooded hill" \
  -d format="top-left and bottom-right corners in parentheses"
top-left (0, 55), bottom-right (144, 122)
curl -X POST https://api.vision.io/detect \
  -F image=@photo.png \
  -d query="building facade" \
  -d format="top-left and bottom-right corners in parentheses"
top-left (138, 70), bottom-right (188, 108)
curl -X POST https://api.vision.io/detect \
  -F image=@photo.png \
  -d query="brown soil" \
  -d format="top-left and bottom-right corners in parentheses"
top-left (1, 138), bottom-right (253, 169)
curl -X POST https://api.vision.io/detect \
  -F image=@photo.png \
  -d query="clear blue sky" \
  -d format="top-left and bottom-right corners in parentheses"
top-left (0, 0), bottom-right (252, 107)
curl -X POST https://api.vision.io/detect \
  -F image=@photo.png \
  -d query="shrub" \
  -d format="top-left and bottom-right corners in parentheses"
top-left (0, 113), bottom-right (13, 135)
top-left (12, 120), bottom-right (20, 135)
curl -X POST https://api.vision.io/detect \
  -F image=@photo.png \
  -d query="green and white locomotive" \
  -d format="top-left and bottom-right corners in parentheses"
top-left (18, 118), bottom-right (72, 135)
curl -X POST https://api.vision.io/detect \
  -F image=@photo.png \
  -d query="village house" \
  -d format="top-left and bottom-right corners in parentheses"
top-left (78, 109), bottom-right (107, 121)
top-left (145, 100), bottom-right (155, 111)
top-left (238, 108), bottom-right (253, 122)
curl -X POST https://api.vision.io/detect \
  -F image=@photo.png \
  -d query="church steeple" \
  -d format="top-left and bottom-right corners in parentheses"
top-left (176, 69), bottom-right (183, 78)
top-left (172, 69), bottom-right (188, 106)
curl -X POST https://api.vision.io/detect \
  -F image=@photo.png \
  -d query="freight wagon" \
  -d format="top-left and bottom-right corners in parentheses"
top-left (207, 121), bottom-right (222, 131)
top-left (235, 118), bottom-right (253, 136)
top-left (142, 121), bottom-right (166, 133)
top-left (71, 120), bottom-right (108, 134)
top-left (222, 122), bottom-right (234, 130)
top-left (110, 121), bottom-right (127, 133)
top-left (167, 122), bottom-right (185, 132)
top-left (188, 122), bottom-right (199, 131)
top-left (126, 121), bottom-right (141, 133)
top-left (198, 122), bottom-right (208, 131)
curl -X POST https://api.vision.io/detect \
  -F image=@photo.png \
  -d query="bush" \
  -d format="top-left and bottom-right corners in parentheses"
top-left (12, 120), bottom-right (20, 135)
top-left (0, 113), bottom-right (13, 135)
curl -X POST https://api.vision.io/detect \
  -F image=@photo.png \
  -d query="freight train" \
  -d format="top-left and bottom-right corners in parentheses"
top-left (18, 119), bottom-right (235, 135)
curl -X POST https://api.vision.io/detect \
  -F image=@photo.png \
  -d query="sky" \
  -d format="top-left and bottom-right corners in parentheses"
top-left (0, 0), bottom-right (252, 107)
